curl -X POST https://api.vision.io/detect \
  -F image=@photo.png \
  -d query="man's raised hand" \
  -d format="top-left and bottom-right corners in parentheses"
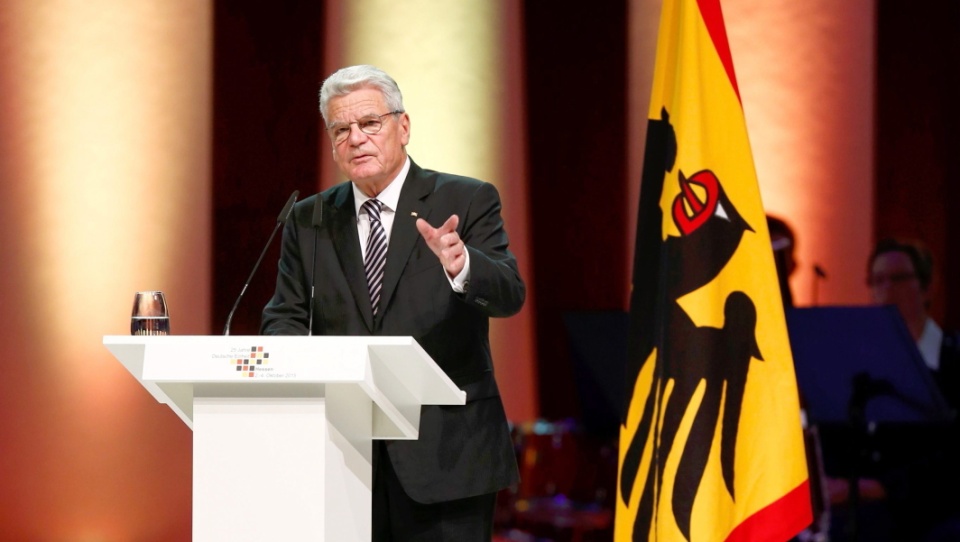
top-left (415, 215), bottom-right (465, 277)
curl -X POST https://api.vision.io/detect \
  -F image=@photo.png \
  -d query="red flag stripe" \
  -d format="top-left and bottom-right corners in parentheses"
top-left (696, 0), bottom-right (741, 104)
top-left (724, 480), bottom-right (814, 542)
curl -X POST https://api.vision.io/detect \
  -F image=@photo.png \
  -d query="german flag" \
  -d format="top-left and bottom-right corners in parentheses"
top-left (616, 0), bottom-right (813, 540)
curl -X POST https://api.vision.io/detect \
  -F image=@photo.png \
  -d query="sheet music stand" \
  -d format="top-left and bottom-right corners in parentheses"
top-left (786, 305), bottom-right (950, 426)
top-left (562, 310), bottom-right (629, 438)
top-left (786, 305), bottom-right (953, 540)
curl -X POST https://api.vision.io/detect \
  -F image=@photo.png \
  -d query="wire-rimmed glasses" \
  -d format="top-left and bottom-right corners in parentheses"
top-left (327, 110), bottom-right (402, 144)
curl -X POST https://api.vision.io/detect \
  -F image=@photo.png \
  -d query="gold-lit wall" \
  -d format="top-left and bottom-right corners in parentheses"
top-left (0, 1), bottom-right (210, 539)
top-left (725, 0), bottom-right (874, 306)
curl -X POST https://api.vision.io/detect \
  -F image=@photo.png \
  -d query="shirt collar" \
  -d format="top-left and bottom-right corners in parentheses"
top-left (918, 317), bottom-right (944, 370)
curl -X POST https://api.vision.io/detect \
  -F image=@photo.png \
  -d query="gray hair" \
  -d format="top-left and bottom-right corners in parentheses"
top-left (318, 65), bottom-right (405, 124)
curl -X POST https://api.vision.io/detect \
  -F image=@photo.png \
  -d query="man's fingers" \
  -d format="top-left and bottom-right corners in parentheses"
top-left (415, 217), bottom-right (433, 238)
top-left (416, 215), bottom-right (460, 240)
top-left (416, 215), bottom-right (465, 276)
top-left (440, 214), bottom-right (459, 234)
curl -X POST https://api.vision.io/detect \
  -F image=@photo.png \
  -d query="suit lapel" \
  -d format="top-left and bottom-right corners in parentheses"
top-left (378, 162), bottom-right (435, 326)
top-left (328, 185), bottom-right (376, 331)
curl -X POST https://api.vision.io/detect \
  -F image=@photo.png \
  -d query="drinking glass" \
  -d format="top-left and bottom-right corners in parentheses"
top-left (131, 291), bottom-right (170, 335)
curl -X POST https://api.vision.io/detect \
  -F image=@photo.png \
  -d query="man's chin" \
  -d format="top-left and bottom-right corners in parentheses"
top-left (347, 166), bottom-right (384, 185)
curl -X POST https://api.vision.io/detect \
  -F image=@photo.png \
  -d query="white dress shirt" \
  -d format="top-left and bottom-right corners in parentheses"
top-left (918, 317), bottom-right (944, 371)
top-left (351, 157), bottom-right (470, 292)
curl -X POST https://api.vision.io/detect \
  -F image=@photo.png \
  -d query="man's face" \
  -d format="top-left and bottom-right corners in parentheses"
top-left (869, 250), bottom-right (927, 323)
top-left (326, 87), bottom-right (410, 195)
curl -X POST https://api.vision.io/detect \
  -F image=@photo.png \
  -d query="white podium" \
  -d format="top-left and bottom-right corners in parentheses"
top-left (102, 335), bottom-right (465, 542)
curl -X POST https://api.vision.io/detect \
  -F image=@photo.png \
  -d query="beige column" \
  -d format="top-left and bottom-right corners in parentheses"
top-left (725, 0), bottom-right (875, 306)
top-left (0, 1), bottom-right (210, 538)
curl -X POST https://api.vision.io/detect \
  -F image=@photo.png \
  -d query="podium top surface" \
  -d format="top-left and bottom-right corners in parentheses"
top-left (105, 335), bottom-right (433, 380)
top-left (103, 335), bottom-right (466, 434)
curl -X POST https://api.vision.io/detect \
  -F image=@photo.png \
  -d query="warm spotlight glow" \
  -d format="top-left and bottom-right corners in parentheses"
top-left (342, 0), bottom-right (501, 184)
top-left (22, 1), bottom-right (213, 355)
top-left (723, 0), bottom-right (875, 306)
top-left (0, 0), bottom-right (209, 538)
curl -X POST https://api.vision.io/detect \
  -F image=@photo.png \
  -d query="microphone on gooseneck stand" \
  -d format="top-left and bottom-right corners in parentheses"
top-left (308, 196), bottom-right (323, 336)
top-left (811, 264), bottom-right (827, 306)
top-left (223, 190), bottom-right (299, 336)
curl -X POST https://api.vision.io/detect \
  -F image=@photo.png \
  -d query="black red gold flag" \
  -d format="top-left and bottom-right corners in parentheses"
top-left (616, 0), bottom-right (813, 540)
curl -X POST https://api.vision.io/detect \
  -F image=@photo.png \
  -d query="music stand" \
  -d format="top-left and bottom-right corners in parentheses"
top-left (786, 305), bottom-right (950, 426)
top-left (786, 305), bottom-right (952, 540)
top-left (562, 311), bottom-right (629, 439)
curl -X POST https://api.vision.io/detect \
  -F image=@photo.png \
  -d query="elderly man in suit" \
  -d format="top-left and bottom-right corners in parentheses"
top-left (261, 64), bottom-right (525, 541)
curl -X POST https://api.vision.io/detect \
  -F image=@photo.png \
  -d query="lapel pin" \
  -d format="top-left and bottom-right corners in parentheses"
top-left (410, 212), bottom-right (418, 217)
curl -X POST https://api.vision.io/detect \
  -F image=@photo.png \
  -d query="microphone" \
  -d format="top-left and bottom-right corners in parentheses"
top-left (811, 263), bottom-right (828, 305)
top-left (223, 190), bottom-right (299, 335)
top-left (307, 196), bottom-right (324, 336)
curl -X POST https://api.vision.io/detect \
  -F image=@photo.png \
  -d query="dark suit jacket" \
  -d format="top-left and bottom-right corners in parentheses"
top-left (261, 159), bottom-right (524, 503)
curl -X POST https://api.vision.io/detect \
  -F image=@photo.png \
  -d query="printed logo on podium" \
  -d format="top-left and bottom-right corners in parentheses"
top-left (231, 346), bottom-right (270, 377)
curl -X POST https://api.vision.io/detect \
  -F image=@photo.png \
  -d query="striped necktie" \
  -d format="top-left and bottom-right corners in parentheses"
top-left (362, 198), bottom-right (387, 315)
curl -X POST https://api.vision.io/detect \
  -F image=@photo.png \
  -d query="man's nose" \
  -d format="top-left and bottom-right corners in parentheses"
top-left (346, 124), bottom-right (369, 144)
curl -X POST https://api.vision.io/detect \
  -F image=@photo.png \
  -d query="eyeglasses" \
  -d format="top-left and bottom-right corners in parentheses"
top-left (327, 110), bottom-right (402, 144)
top-left (868, 272), bottom-right (917, 287)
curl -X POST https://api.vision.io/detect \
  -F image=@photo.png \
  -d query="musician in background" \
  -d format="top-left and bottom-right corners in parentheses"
top-left (767, 214), bottom-right (796, 308)
top-left (866, 237), bottom-right (960, 541)
top-left (767, 215), bottom-right (832, 541)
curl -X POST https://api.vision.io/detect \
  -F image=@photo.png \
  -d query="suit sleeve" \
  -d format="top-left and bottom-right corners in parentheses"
top-left (458, 181), bottom-right (525, 318)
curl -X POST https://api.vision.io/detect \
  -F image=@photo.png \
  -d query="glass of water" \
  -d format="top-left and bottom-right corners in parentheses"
top-left (131, 291), bottom-right (170, 335)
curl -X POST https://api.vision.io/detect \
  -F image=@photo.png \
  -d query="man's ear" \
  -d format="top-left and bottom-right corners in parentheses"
top-left (399, 113), bottom-right (411, 146)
